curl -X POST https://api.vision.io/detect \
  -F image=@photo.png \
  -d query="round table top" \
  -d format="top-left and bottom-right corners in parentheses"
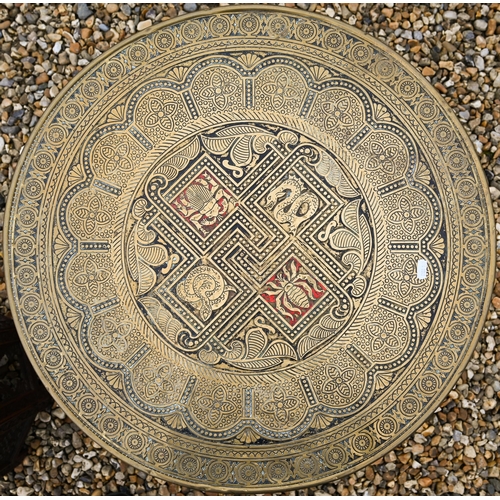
top-left (6, 5), bottom-right (494, 493)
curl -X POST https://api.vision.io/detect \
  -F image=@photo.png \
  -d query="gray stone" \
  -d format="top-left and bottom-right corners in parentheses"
top-left (61, 464), bottom-right (72, 476)
top-left (490, 186), bottom-right (500, 201)
top-left (81, 458), bottom-right (93, 471)
top-left (25, 12), bottom-right (38, 24)
top-left (183, 3), bottom-right (197, 13)
top-left (1, 125), bottom-right (20, 135)
top-left (468, 80), bottom-right (480, 93)
top-left (76, 3), bottom-right (94, 20)
top-left (0, 137), bottom-right (4, 153)
top-left (474, 55), bottom-right (485, 71)
top-left (474, 19), bottom-right (488, 31)
top-left (72, 432), bottom-right (83, 449)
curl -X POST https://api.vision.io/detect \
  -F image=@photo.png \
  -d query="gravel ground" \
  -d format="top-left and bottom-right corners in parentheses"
top-left (1, 2), bottom-right (500, 496)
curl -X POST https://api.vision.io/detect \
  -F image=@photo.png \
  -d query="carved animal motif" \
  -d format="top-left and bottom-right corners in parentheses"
top-left (177, 265), bottom-right (235, 321)
top-left (173, 174), bottom-right (236, 236)
top-left (265, 175), bottom-right (319, 235)
top-left (263, 259), bottom-right (323, 323)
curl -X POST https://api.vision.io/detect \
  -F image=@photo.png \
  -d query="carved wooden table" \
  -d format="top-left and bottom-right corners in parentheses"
top-left (5, 6), bottom-right (494, 493)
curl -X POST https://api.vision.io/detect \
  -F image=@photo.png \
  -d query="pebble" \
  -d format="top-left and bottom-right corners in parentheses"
top-left (483, 398), bottom-right (497, 411)
top-left (474, 19), bottom-right (488, 31)
top-left (76, 3), bottom-right (94, 21)
top-left (52, 407), bottom-right (66, 420)
top-left (52, 41), bottom-right (62, 55)
top-left (464, 446), bottom-right (476, 458)
top-left (37, 411), bottom-right (51, 423)
top-left (443, 11), bottom-right (458, 21)
top-left (456, 482), bottom-right (467, 495)
top-left (474, 55), bottom-right (485, 71)
top-left (412, 444), bottom-right (425, 455)
top-left (72, 432), bottom-right (83, 449)
top-left (101, 465), bottom-right (113, 478)
top-left (16, 486), bottom-right (34, 496)
top-left (120, 4), bottom-right (131, 16)
top-left (137, 20), bottom-right (152, 31)
top-left (418, 477), bottom-right (433, 488)
top-left (183, 3), bottom-right (198, 13)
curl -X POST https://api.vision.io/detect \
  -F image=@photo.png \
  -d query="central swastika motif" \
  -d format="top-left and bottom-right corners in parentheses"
top-left (127, 123), bottom-right (372, 366)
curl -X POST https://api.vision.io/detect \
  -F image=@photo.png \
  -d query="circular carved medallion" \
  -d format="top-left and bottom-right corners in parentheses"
top-left (5, 6), bottom-right (494, 493)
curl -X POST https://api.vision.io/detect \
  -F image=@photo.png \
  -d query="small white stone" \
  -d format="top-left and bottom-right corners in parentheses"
top-left (40, 96), bottom-right (50, 107)
top-left (483, 398), bottom-right (497, 411)
top-left (16, 487), bottom-right (34, 496)
top-left (453, 481), bottom-right (465, 495)
top-left (52, 407), bottom-right (66, 420)
top-left (137, 20), bottom-right (152, 31)
top-left (443, 10), bottom-right (458, 20)
top-left (414, 433), bottom-right (427, 444)
top-left (464, 445), bottom-right (476, 458)
top-left (490, 187), bottom-right (500, 200)
top-left (115, 471), bottom-right (125, 481)
top-left (81, 458), bottom-right (93, 471)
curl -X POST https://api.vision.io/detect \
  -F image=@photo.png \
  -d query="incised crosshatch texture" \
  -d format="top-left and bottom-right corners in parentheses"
top-left (5, 6), bottom-right (495, 493)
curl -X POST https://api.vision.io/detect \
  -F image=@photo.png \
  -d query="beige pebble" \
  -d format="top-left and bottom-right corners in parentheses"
top-left (411, 444), bottom-right (424, 455)
top-left (137, 20), bottom-right (152, 31)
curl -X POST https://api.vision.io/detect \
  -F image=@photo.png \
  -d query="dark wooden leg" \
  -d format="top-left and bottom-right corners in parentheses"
top-left (0, 316), bottom-right (53, 475)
